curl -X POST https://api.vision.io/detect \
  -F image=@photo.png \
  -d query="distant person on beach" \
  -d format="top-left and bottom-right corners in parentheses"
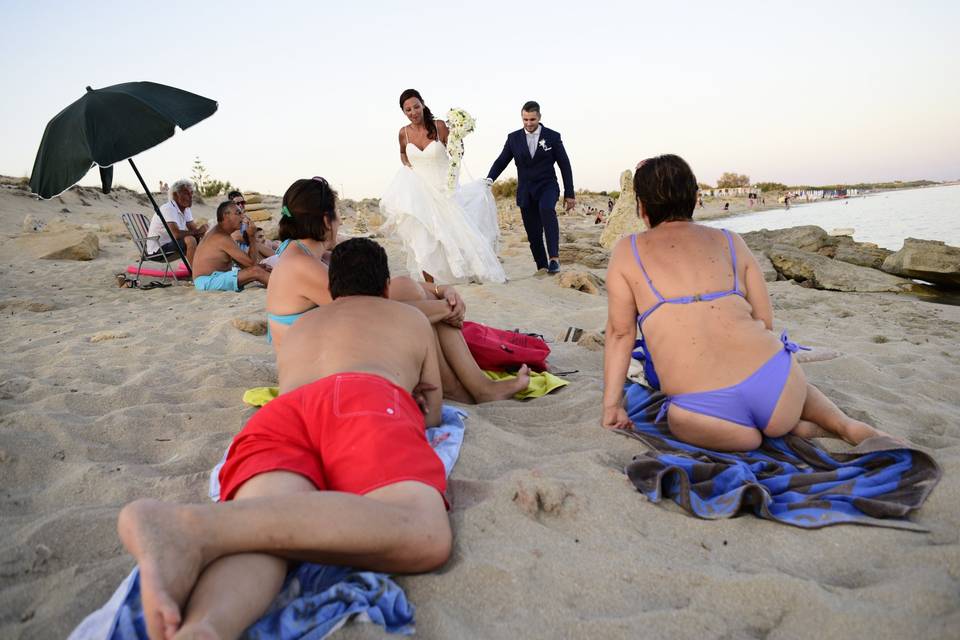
top-left (146, 179), bottom-right (208, 265)
top-left (601, 154), bottom-right (890, 451)
top-left (608, 198), bottom-right (614, 212)
top-left (595, 210), bottom-right (605, 224)
top-left (784, 195), bottom-right (791, 210)
top-left (192, 201), bottom-right (271, 291)
top-left (265, 177), bottom-right (529, 401)
top-left (723, 202), bottom-right (729, 211)
top-left (116, 238), bottom-right (452, 640)
top-left (487, 100), bottom-right (575, 274)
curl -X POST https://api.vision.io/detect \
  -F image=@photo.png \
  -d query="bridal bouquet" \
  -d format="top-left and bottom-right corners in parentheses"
top-left (446, 108), bottom-right (476, 191)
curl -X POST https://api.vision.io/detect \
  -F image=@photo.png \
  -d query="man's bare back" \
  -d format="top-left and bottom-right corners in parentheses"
top-left (278, 294), bottom-right (443, 426)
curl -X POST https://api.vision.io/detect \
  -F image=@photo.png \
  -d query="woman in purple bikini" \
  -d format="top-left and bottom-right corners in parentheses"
top-left (601, 154), bottom-right (888, 451)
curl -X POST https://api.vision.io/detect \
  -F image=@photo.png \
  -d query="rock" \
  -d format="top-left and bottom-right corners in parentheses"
top-left (232, 317), bottom-right (267, 336)
top-left (600, 170), bottom-right (643, 249)
top-left (21, 231), bottom-right (99, 260)
top-left (741, 226), bottom-right (829, 254)
top-left (243, 193), bottom-right (263, 205)
top-left (353, 212), bottom-right (369, 234)
top-left (881, 238), bottom-right (960, 288)
top-left (753, 250), bottom-right (778, 282)
top-left (829, 227), bottom-right (855, 237)
top-left (767, 245), bottom-right (915, 292)
top-left (90, 330), bottom-right (130, 343)
top-left (558, 242), bottom-right (609, 269)
top-left (22, 215), bottom-right (45, 232)
top-left (557, 270), bottom-right (604, 295)
top-left (832, 240), bottom-right (893, 270)
top-left (249, 210), bottom-right (273, 222)
top-left (577, 331), bottom-right (605, 351)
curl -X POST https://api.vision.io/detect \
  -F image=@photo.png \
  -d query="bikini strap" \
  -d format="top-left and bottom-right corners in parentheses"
top-left (295, 240), bottom-right (314, 257)
top-left (630, 234), bottom-right (665, 302)
top-left (722, 228), bottom-right (739, 293)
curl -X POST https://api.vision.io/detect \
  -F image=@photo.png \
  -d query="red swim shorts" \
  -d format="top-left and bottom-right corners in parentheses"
top-left (218, 372), bottom-right (446, 503)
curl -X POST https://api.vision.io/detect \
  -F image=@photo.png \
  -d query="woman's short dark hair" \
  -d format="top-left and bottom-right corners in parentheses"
top-left (521, 100), bottom-right (540, 114)
top-left (278, 177), bottom-right (338, 242)
top-left (399, 89), bottom-right (438, 141)
top-left (633, 154), bottom-right (698, 226)
top-left (328, 238), bottom-right (390, 299)
top-left (227, 190), bottom-right (243, 200)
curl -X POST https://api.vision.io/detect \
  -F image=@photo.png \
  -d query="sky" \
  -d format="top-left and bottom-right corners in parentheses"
top-left (2, 1), bottom-right (959, 199)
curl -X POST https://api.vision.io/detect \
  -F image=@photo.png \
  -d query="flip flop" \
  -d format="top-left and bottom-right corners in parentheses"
top-left (139, 281), bottom-right (172, 290)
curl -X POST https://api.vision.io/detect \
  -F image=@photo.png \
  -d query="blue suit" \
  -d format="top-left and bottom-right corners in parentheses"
top-left (487, 125), bottom-right (574, 270)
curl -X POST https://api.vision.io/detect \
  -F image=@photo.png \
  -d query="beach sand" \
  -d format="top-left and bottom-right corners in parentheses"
top-left (1, 184), bottom-right (958, 639)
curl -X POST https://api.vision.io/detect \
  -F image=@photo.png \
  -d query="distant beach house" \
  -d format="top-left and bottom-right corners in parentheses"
top-left (701, 187), bottom-right (762, 197)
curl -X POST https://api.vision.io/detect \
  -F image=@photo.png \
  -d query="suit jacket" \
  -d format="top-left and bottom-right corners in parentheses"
top-left (487, 125), bottom-right (574, 207)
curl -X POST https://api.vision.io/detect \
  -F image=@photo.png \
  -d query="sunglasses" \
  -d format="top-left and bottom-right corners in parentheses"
top-left (234, 199), bottom-right (246, 205)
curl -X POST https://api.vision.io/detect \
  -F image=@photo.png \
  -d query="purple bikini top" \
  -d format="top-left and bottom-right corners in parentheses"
top-left (631, 228), bottom-right (746, 328)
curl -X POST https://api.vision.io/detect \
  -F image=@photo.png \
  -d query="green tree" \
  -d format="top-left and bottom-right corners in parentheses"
top-left (754, 182), bottom-right (787, 192)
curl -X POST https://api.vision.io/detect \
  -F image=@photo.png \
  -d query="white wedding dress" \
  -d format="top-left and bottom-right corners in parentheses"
top-left (380, 136), bottom-right (505, 283)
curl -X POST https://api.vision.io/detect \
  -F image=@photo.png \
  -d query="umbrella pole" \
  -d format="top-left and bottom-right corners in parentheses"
top-left (127, 158), bottom-right (192, 276)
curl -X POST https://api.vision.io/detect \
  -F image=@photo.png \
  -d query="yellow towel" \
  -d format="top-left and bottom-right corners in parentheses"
top-left (243, 386), bottom-right (279, 407)
top-left (244, 371), bottom-right (568, 407)
top-left (483, 370), bottom-right (569, 399)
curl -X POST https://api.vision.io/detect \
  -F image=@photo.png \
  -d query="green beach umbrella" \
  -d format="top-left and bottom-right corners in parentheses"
top-left (29, 81), bottom-right (218, 272)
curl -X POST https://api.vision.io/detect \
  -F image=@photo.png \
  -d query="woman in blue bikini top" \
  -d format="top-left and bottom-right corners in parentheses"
top-left (601, 154), bottom-right (884, 451)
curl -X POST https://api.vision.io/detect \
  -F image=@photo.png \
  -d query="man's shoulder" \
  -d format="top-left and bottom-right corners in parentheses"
top-left (158, 200), bottom-right (176, 213)
top-left (541, 126), bottom-right (562, 139)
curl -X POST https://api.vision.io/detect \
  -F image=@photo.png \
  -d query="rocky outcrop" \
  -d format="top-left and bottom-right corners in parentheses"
top-left (754, 251), bottom-right (778, 282)
top-left (21, 231), bottom-right (99, 260)
top-left (600, 170), bottom-right (643, 249)
top-left (557, 270), bottom-right (604, 295)
top-left (741, 226), bottom-right (830, 254)
top-left (830, 238), bottom-right (893, 270)
top-left (558, 242), bottom-right (609, 269)
top-left (767, 245), bottom-right (914, 292)
top-left (881, 238), bottom-right (960, 288)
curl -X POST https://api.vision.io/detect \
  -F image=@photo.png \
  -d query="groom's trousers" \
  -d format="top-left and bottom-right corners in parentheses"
top-left (520, 185), bottom-right (560, 271)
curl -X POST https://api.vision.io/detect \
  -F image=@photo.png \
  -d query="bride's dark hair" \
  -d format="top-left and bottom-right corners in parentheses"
top-left (399, 88), bottom-right (437, 141)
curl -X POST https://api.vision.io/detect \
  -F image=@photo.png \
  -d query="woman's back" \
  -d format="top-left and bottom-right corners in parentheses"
top-left (624, 223), bottom-right (781, 395)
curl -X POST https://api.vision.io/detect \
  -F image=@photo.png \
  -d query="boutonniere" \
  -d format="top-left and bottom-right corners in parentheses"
top-left (538, 139), bottom-right (552, 152)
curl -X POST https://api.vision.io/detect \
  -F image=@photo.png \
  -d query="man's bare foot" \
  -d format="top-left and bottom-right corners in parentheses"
top-left (791, 420), bottom-right (833, 439)
top-left (476, 365), bottom-right (530, 402)
top-left (118, 499), bottom-right (208, 640)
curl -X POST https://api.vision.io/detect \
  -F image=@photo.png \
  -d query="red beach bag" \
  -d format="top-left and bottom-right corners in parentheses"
top-left (461, 321), bottom-right (550, 372)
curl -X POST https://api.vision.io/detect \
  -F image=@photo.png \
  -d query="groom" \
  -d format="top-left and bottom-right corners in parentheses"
top-left (487, 101), bottom-right (575, 274)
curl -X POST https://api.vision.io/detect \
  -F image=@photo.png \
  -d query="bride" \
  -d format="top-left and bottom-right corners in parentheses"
top-left (380, 88), bottom-right (506, 284)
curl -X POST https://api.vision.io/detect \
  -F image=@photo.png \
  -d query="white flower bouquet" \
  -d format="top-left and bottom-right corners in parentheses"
top-left (445, 108), bottom-right (476, 191)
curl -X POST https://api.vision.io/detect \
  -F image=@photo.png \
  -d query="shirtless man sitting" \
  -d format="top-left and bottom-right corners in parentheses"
top-left (117, 238), bottom-right (450, 639)
top-left (191, 201), bottom-right (271, 291)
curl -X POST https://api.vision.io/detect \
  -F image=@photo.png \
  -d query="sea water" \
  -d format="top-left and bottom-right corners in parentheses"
top-left (704, 184), bottom-right (960, 250)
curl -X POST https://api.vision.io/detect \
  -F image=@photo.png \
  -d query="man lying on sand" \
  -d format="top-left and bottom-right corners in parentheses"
top-left (117, 238), bottom-right (451, 639)
top-left (192, 201), bottom-right (271, 291)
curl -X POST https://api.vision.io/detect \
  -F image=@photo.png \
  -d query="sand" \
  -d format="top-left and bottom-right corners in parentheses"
top-left (0, 183), bottom-right (958, 639)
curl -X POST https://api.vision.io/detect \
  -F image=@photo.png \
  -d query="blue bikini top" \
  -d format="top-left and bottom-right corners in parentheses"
top-left (630, 228), bottom-right (745, 389)
top-left (632, 228), bottom-right (745, 327)
top-left (266, 240), bottom-right (317, 343)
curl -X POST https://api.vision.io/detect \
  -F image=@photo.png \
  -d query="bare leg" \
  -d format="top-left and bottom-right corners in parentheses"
top-left (175, 472), bottom-right (311, 639)
top-left (433, 327), bottom-right (474, 404)
top-left (118, 479), bottom-right (450, 640)
top-left (238, 265), bottom-right (271, 287)
top-left (790, 419), bottom-right (833, 439)
top-left (183, 236), bottom-right (198, 265)
top-left (799, 383), bottom-right (886, 445)
top-left (436, 324), bottom-right (530, 403)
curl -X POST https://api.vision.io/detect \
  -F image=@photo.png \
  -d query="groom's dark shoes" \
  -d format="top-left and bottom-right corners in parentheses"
top-left (548, 259), bottom-right (560, 274)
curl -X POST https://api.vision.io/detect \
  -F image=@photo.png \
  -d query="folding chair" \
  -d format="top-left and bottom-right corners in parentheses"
top-left (121, 212), bottom-right (184, 286)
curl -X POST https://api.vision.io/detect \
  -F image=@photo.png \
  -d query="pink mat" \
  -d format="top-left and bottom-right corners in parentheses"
top-left (126, 264), bottom-right (190, 278)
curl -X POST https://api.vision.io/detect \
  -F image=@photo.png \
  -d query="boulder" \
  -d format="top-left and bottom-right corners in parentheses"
top-left (243, 193), bottom-right (263, 205)
top-left (741, 226), bottom-right (829, 254)
top-left (600, 170), bottom-right (644, 249)
top-left (831, 240), bottom-right (893, 270)
top-left (248, 210), bottom-right (273, 222)
top-left (767, 244), bottom-right (914, 292)
top-left (557, 270), bottom-right (604, 295)
top-left (753, 250), bottom-right (778, 282)
top-left (881, 238), bottom-right (960, 288)
top-left (558, 242), bottom-right (609, 269)
top-left (21, 231), bottom-right (99, 261)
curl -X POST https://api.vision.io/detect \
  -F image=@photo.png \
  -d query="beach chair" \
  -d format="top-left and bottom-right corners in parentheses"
top-left (121, 212), bottom-right (182, 286)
